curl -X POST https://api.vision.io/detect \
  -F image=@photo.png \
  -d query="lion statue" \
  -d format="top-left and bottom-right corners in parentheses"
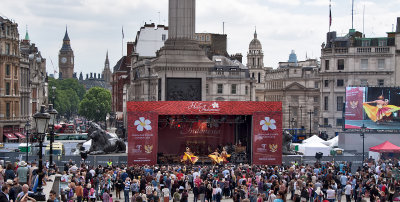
top-left (282, 130), bottom-right (297, 155)
top-left (87, 122), bottom-right (126, 155)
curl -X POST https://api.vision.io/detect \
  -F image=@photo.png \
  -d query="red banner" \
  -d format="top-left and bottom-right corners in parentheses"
top-left (127, 101), bottom-right (281, 115)
top-left (345, 87), bottom-right (365, 120)
top-left (127, 112), bottom-right (158, 165)
top-left (252, 112), bottom-right (282, 165)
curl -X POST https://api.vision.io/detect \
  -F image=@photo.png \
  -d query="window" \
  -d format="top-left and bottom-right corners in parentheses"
top-left (361, 59), bottom-right (368, 70)
top-left (291, 95), bottom-right (299, 102)
top-left (258, 73), bottom-right (261, 83)
top-left (314, 96), bottom-right (319, 103)
top-left (206, 84), bottom-right (209, 94)
top-left (378, 59), bottom-right (385, 70)
top-left (217, 84), bottom-right (223, 94)
top-left (6, 103), bottom-right (10, 118)
top-left (5, 64), bottom-right (10, 76)
top-left (5, 82), bottom-right (10, 95)
top-left (337, 79), bottom-right (344, 87)
top-left (162, 34), bottom-right (166, 41)
top-left (378, 79), bottom-right (384, 86)
top-left (325, 60), bottom-right (330, 70)
top-left (360, 79), bottom-right (368, 86)
top-left (314, 81), bottom-right (319, 89)
top-left (252, 58), bottom-right (255, 66)
top-left (14, 66), bottom-right (17, 77)
top-left (378, 40), bottom-right (387, 47)
top-left (231, 84), bottom-right (237, 94)
top-left (324, 96), bottom-right (329, 110)
top-left (337, 59), bottom-right (344, 70)
top-left (206, 35), bottom-right (209, 41)
top-left (14, 82), bottom-right (18, 95)
top-left (252, 73), bottom-right (254, 78)
top-left (324, 80), bottom-right (329, 87)
top-left (314, 107), bottom-right (319, 116)
top-left (245, 86), bottom-right (249, 95)
top-left (257, 58), bottom-right (260, 67)
top-left (324, 118), bottom-right (329, 125)
top-left (362, 40), bottom-right (370, 47)
top-left (336, 118), bottom-right (343, 127)
top-left (5, 43), bottom-right (10, 55)
top-left (337, 96), bottom-right (344, 111)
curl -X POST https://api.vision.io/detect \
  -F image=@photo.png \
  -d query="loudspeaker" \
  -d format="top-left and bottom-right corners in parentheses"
top-left (315, 152), bottom-right (323, 160)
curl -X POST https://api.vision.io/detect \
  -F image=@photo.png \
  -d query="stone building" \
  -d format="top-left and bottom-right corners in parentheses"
top-left (319, 19), bottom-right (400, 137)
top-left (58, 28), bottom-right (74, 79)
top-left (102, 51), bottom-right (112, 84)
top-left (247, 30), bottom-right (266, 98)
top-left (0, 17), bottom-right (22, 142)
top-left (195, 33), bottom-right (228, 60)
top-left (20, 30), bottom-right (48, 121)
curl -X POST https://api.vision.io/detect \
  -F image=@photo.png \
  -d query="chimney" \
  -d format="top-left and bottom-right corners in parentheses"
top-left (90, 73), bottom-right (93, 78)
top-left (98, 73), bottom-right (101, 79)
top-left (127, 42), bottom-right (134, 57)
top-left (94, 74), bottom-right (97, 79)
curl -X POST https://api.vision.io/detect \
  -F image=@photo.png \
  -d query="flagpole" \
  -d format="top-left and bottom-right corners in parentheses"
top-left (122, 26), bottom-right (124, 57)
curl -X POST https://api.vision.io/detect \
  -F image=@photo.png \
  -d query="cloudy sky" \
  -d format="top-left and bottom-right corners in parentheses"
top-left (1, 0), bottom-right (399, 77)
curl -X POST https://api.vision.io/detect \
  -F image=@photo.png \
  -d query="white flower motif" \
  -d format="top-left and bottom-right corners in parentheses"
top-left (259, 117), bottom-right (276, 131)
top-left (134, 117), bottom-right (152, 131)
top-left (211, 102), bottom-right (219, 109)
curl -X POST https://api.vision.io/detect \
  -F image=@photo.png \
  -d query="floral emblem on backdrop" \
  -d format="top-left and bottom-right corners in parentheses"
top-left (212, 102), bottom-right (219, 109)
top-left (134, 117), bottom-right (152, 131)
top-left (269, 144), bottom-right (278, 153)
top-left (260, 117), bottom-right (276, 131)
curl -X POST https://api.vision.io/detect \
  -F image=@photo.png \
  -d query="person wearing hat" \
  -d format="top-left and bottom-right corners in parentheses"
top-left (16, 161), bottom-right (29, 185)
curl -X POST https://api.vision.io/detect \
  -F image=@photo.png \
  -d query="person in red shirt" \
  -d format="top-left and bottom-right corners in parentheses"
top-left (176, 170), bottom-right (184, 181)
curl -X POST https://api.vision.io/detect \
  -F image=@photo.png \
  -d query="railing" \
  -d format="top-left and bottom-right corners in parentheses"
top-left (357, 48), bottom-right (371, 53)
top-left (335, 48), bottom-right (348, 53)
top-left (375, 47), bottom-right (390, 53)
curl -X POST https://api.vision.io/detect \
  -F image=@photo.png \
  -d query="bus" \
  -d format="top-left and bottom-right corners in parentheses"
top-left (46, 133), bottom-right (88, 142)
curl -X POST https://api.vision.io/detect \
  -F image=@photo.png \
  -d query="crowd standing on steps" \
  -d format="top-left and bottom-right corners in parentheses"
top-left (0, 157), bottom-right (399, 202)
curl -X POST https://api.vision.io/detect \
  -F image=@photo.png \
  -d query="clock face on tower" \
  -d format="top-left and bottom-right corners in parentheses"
top-left (61, 57), bottom-right (67, 64)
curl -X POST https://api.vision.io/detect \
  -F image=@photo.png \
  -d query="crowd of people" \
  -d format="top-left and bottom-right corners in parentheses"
top-left (0, 157), bottom-right (399, 202)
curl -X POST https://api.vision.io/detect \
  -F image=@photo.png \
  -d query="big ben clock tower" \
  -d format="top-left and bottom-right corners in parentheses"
top-left (58, 27), bottom-right (74, 79)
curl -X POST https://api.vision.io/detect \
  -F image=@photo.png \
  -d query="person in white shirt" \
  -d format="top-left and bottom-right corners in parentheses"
top-left (344, 182), bottom-right (352, 202)
top-left (326, 186), bottom-right (336, 202)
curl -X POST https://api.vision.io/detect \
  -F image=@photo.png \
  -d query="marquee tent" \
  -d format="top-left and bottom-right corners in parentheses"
top-left (369, 141), bottom-right (400, 153)
top-left (298, 141), bottom-right (331, 156)
top-left (302, 135), bottom-right (325, 144)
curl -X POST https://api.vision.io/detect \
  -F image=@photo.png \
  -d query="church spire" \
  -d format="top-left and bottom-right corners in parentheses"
top-left (105, 50), bottom-right (110, 69)
top-left (254, 26), bottom-right (257, 39)
top-left (24, 25), bottom-right (30, 41)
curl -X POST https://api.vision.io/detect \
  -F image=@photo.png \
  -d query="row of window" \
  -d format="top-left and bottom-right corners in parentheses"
top-left (4, 64), bottom-right (18, 77)
top-left (3, 82), bottom-right (19, 96)
top-left (324, 96), bottom-right (344, 111)
top-left (206, 84), bottom-right (249, 95)
top-left (324, 59), bottom-right (386, 71)
top-left (324, 79), bottom-right (384, 87)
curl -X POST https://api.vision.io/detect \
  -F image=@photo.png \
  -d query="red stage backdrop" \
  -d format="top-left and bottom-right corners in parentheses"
top-left (345, 87), bottom-right (365, 120)
top-left (252, 112), bottom-right (282, 165)
top-left (127, 112), bottom-right (158, 165)
top-left (158, 122), bottom-right (235, 155)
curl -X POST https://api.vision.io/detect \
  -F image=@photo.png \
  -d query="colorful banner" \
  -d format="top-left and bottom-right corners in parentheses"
top-left (127, 112), bottom-right (158, 165)
top-left (252, 112), bottom-right (282, 165)
top-left (345, 87), bottom-right (365, 120)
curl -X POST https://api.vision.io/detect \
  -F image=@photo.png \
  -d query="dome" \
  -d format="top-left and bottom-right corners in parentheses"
top-left (249, 31), bottom-right (262, 50)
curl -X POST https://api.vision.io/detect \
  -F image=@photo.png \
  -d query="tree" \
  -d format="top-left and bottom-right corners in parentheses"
top-left (78, 87), bottom-right (111, 122)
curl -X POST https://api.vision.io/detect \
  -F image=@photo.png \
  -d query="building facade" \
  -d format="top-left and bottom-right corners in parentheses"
top-left (320, 23), bottom-right (400, 137)
top-left (58, 28), bottom-right (74, 79)
top-left (0, 17), bottom-right (21, 142)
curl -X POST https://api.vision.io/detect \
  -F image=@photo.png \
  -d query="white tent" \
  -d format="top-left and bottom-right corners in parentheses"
top-left (298, 141), bottom-right (331, 156)
top-left (302, 135), bottom-right (325, 144)
top-left (324, 136), bottom-right (339, 147)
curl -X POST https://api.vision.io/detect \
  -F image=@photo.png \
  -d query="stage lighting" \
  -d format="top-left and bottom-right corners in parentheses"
top-left (207, 123), bottom-right (211, 128)
top-left (221, 116), bottom-right (227, 123)
top-left (177, 124), bottom-right (181, 128)
top-left (182, 115), bottom-right (187, 122)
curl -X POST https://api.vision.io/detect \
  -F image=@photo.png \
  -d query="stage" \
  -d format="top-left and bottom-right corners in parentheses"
top-left (127, 101), bottom-right (283, 165)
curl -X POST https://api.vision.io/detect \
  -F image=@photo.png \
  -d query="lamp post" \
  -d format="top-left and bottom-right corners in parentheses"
top-left (33, 105), bottom-right (50, 201)
top-left (25, 121), bottom-right (31, 163)
top-left (51, 86), bottom-right (56, 107)
top-left (307, 110), bottom-right (313, 137)
top-left (46, 104), bottom-right (58, 169)
top-left (288, 105), bottom-right (291, 130)
top-left (300, 105), bottom-right (303, 128)
top-left (360, 124), bottom-right (367, 164)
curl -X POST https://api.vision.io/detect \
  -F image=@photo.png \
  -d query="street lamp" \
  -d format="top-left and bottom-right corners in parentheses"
top-left (33, 105), bottom-right (50, 201)
top-left (307, 110), bottom-right (313, 137)
top-left (24, 121), bottom-right (31, 163)
top-left (51, 86), bottom-right (56, 107)
top-left (46, 104), bottom-right (58, 169)
top-left (360, 124), bottom-right (367, 164)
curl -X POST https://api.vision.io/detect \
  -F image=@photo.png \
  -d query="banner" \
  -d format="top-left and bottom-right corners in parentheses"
top-left (345, 87), bottom-right (365, 120)
top-left (127, 112), bottom-right (158, 165)
top-left (252, 112), bottom-right (282, 165)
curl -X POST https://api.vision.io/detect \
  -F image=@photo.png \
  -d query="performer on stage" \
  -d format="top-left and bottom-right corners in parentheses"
top-left (363, 95), bottom-right (400, 123)
top-left (208, 149), bottom-right (222, 165)
top-left (181, 147), bottom-right (199, 165)
top-left (220, 147), bottom-right (231, 164)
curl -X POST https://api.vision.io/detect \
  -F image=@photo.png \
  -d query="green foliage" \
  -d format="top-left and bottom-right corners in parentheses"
top-left (48, 77), bottom-right (85, 119)
top-left (78, 87), bottom-right (111, 122)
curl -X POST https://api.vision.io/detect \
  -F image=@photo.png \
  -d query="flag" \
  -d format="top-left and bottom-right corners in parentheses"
top-left (122, 26), bottom-right (124, 39)
top-left (329, 0), bottom-right (332, 27)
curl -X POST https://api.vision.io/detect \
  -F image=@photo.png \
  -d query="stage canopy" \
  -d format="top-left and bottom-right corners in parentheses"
top-left (369, 141), bottom-right (400, 153)
top-left (303, 135), bottom-right (325, 144)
